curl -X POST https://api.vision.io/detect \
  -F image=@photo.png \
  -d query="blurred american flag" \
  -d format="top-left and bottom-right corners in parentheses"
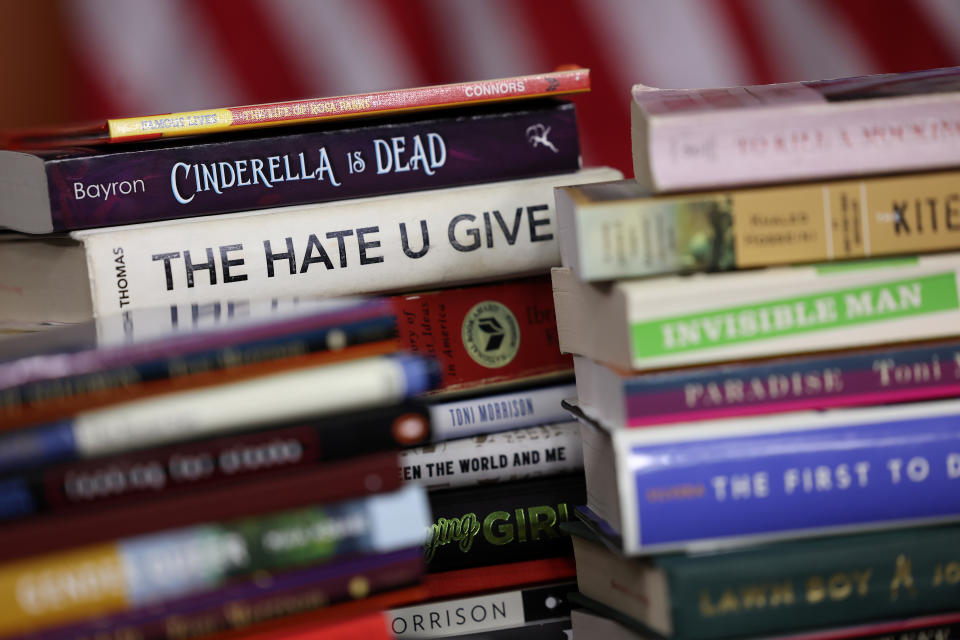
top-left (28, 0), bottom-right (960, 174)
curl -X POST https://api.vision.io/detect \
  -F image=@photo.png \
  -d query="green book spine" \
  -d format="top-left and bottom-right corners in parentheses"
top-left (665, 525), bottom-right (960, 639)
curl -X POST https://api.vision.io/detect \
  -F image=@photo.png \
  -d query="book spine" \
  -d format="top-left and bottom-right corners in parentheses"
top-left (0, 485), bottom-right (429, 636)
top-left (394, 276), bottom-right (573, 394)
top-left (427, 382), bottom-right (576, 440)
top-left (425, 473), bottom-right (585, 573)
top-left (399, 422), bottom-right (582, 490)
top-left (23, 547), bottom-right (422, 640)
top-left (420, 557), bottom-right (577, 601)
top-left (0, 402), bottom-right (430, 520)
top-left (0, 314), bottom-right (398, 426)
top-left (0, 452), bottom-right (403, 563)
top-left (76, 167), bottom-right (621, 316)
top-left (570, 169), bottom-right (960, 281)
top-left (625, 263), bottom-right (960, 370)
top-left (0, 354), bottom-right (437, 474)
top-left (641, 98), bottom-right (960, 192)
top-left (47, 101), bottom-right (580, 230)
top-left (781, 613), bottom-right (960, 640)
top-left (664, 525), bottom-right (960, 639)
top-left (105, 68), bottom-right (589, 141)
top-left (612, 340), bottom-right (960, 426)
top-left (616, 405), bottom-right (960, 551)
top-left (387, 581), bottom-right (575, 638)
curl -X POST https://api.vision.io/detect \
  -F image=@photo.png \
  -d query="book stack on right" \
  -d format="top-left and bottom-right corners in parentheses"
top-left (551, 66), bottom-right (960, 640)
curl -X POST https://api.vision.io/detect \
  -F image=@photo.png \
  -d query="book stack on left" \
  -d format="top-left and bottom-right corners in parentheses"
top-left (552, 66), bottom-right (960, 640)
top-left (0, 70), bottom-right (615, 639)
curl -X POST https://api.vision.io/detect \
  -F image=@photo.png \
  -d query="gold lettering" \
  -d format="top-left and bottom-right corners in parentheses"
top-left (890, 554), bottom-right (917, 601)
top-left (716, 589), bottom-right (740, 614)
top-left (699, 590), bottom-right (718, 617)
top-left (739, 585), bottom-right (767, 609)
top-left (933, 562), bottom-right (960, 587)
top-left (769, 581), bottom-right (796, 607)
top-left (853, 569), bottom-right (872, 596)
top-left (828, 572), bottom-right (852, 600)
top-left (806, 575), bottom-right (826, 604)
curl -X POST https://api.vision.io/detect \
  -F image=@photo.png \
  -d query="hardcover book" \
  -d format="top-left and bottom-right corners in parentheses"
top-left (552, 254), bottom-right (960, 371)
top-left (0, 167), bottom-right (621, 324)
top-left (567, 520), bottom-right (960, 639)
top-left (1, 100), bottom-right (580, 233)
top-left (632, 66), bottom-right (960, 192)
top-left (572, 337), bottom-right (960, 427)
top-left (570, 396), bottom-right (960, 553)
top-left (557, 171), bottom-right (960, 280)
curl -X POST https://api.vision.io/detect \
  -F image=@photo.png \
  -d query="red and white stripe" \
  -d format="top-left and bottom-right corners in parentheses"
top-left (61, 0), bottom-right (960, 174)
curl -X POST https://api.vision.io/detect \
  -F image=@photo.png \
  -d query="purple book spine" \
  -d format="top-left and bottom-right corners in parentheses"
top-left (44, 101), bottom-right (579, 230)
top-left (621, 339), bottom-right (960, 426)
top-left (16, 547), bottom-right (423, 640)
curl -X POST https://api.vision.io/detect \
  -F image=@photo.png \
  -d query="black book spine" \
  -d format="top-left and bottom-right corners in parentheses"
top-left (0, 401), bottom-right (430, 520)
top-left (43, 100), bottom-right (579, 230)
top-left (424, 472), bottom-right (586, 573)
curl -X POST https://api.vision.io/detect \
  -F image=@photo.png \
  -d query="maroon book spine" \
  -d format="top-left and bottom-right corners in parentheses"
top-left (0, 451), bottom-right (400, 563)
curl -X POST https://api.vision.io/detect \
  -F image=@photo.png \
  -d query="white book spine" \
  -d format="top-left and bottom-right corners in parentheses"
top-left (72, 355), bottom-right (416, 457)
top-left (427, 383), bottom-right (576, 441)
top-left (76, 168), bottom-right (621, 316)
top-left (399, 422), bottom-right (582, 490)
top-left (642, 98), bottom-right (960, 191)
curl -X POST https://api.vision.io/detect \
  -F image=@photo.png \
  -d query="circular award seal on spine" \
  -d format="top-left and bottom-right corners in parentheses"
top-left (461, 301), bottom-right (521, 368)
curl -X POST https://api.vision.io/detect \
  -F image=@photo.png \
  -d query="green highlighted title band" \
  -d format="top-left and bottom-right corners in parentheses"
top-left (631, 272), bottom-right (959, 359)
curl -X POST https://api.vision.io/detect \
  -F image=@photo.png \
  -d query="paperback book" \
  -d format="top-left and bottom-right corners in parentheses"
top-left (571, 397), bottom-right (960, 553)
top-left (0, 451), bottom-right (403, 562)
top-left (632, 66), bottom-right (960, 192)
top-left (0, 353), bottom-right (438, 474)
top-left (399, 421), bottom-right (582, 490)
top-left (8, 68), bottom-right (590, 145)
top-left (387, 581), bottom-right (575, 638)
top-left (426, 381), bottom-right (576, 440)
top-left (567, 520), bottom-right (960, 639)
top-left (553, 253), bottom-right (960, 371)
top-left (572, 337), bottom-right (960, 427)
top-left (1, 100), bottom-right (580, 233)
top-left (425, 472), bottom-right (585, 573)
top-left (0, 401), bottom-right (430, 519)
top-left (0, 167), bottom-right (621, 324)
top-left (0, 484), bottom-right (429, 636)
top-left (20, 546), bottom-right (424, 640)
top-left (557, 170), bottom-right (960, 280)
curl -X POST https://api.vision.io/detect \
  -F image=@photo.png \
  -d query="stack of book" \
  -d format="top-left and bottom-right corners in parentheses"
top-left (551, 66), bottom-right (960, 639)
top-left (0, 69), bottom-right (620, 639)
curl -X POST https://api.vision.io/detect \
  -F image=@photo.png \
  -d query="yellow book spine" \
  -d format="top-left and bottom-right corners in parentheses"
top-left (0, 543), bottom-right (128, 635)
top-left (730, 169), bottom-right (960, 267)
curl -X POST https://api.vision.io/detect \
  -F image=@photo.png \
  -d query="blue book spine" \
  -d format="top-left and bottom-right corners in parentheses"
top-left (627, 408), bottom-right (960, 549)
